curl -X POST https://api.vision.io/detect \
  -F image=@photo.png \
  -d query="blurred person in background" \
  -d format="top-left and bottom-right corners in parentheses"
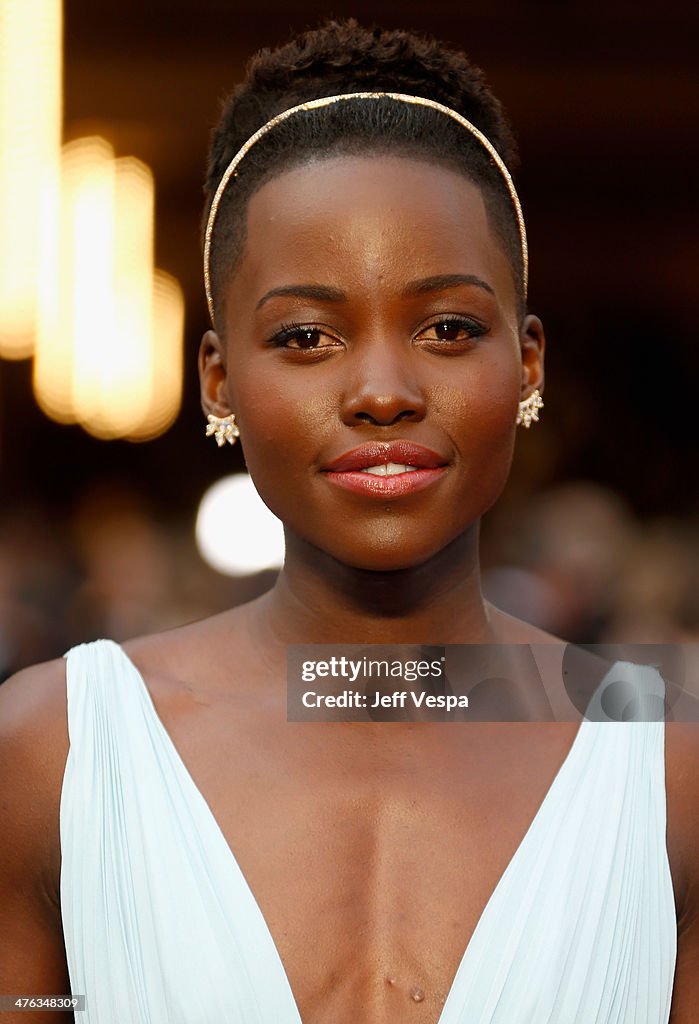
top-left (482, 481), bottom-right (639, 641)
top-left (602, 519), bottom-right (699, 644)
top-left (68, 482), bottom-right (211, 641)
top-left (481, 484), bottom-right (699, 644)
top-left (0, 512), bottom-right (77, 682)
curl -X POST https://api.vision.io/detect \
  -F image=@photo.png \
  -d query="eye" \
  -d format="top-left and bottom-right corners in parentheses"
top-left (269, 321), bottom-right (341, 350)
top-left (416, 316), bottom-right (488, 346)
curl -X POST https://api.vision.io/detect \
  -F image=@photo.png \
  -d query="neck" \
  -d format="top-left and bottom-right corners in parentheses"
top-left (251, 522), bottom-right (497, 650)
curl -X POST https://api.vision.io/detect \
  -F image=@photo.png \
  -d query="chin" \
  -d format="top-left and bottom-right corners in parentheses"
top-left (286, 502), bottom-right (486, 574)
top-left (341, 552), bottom-right (431, 573)
top-left (323, 531), bottom-right (464, 574)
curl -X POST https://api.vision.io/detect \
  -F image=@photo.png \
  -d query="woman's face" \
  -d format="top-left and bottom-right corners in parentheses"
top-left (200, 154), bottom-right (544, 572)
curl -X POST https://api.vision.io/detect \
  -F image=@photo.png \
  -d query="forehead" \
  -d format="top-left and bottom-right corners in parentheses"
top-left (228, 154), bottom-right (515, 309)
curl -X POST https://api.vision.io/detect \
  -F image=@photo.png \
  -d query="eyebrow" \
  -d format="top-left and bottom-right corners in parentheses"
top-left (255, 284), bottom-right (345, 310)
top-left (403, 273), bottom-right (495, 298)
top-left (254, 273), bottom-right (494, 311)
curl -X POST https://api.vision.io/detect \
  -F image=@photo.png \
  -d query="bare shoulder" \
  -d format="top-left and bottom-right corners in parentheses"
top-left (0, 656), bottom-right (72, 1013)
top-left (0, 657), bottom-right (71, 818)
top-left (0, 658), bottom-right (70, 885)
top-left (664, 719), bottom-right (699, 1021)
top-left (0, 655), bottom-right (69, 729)
top-left (665, 722), bottom-right (699, 913)
top-left (118, 605), bottom-right (255, 693)
top-left (101, 605), bottom-right (272, 744)
top-left (120, 610), bottom-right (231, 676)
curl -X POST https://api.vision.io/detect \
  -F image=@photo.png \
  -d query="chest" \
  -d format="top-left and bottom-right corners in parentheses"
top-left (162, 701), bottom-right (579, 1022)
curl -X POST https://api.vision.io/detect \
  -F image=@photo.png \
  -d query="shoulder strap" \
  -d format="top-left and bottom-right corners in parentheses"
top-left (59, 638), bottom-right (303, 1023)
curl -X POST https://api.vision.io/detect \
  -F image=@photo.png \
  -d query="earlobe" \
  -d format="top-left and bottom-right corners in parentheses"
top-left (519, 314), bottom-right (545, 394)
top-left (198, 329), bottom-right (232, 417)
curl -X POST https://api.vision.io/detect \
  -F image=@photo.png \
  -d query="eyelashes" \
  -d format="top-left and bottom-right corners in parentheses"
top-left (267, 315), bottom-right (488, 352)
top-left (272, 322), bottom-right (327, 349)
top-left (421, 316), bottom-right (488, 344)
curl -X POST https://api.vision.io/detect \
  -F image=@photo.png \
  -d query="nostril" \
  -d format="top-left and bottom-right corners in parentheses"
top-left (341, 375), bottom-right (427, 428)
top-left (352, 408), bottom-right (421, 425)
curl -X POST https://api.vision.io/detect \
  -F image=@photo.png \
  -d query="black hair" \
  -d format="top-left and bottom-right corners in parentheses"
top-left (204, 18), bottom-right (525, 323)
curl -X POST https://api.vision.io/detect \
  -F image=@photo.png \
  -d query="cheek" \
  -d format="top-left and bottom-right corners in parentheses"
top-left (441, 349), bottom-right (521, 448)
top-left (439, 352), bottom-right (521, 518)
top-left (228, 370), bottom-right (332, 512)
top-left (237, 383), bottom-right (334, 451)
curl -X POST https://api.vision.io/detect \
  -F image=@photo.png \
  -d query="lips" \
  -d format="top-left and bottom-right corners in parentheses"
top-left (320, 440), bottom-right (450, 500)
top-left (321, 440), bottom-right (448, 473)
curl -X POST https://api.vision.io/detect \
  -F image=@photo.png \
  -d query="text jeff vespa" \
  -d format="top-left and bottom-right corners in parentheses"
top-left (300, 655), bottom-right (469, 711)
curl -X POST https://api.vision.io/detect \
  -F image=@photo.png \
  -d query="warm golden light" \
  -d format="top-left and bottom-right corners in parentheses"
top-left (0, 0), bottom-right (62, 358)
top-left (2, 3), bottom-right (183, 437)
top-left (71, 155), bottom-right (156, 439)
top-left (32, 136), bottom-right (184, 440)
top-left (127, 270), bottom-right (185, 442)
top-left (34, 136), bottom-right (114, 422)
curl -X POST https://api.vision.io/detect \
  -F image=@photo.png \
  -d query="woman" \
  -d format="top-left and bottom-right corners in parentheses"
top-left (0, 18), bottom-right (696, 1024)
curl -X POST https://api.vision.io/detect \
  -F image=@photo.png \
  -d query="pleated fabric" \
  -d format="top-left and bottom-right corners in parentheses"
top-left (60, 639), bottom-right (677, 1024)
top-left (60, 639), bottom-right (303, 1024)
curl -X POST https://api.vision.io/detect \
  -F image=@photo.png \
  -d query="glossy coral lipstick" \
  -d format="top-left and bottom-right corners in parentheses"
top-left (321, 441), bottom-right (449, 499)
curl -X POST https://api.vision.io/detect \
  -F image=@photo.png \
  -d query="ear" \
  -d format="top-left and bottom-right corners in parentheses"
top-left (519, 314), bottom-right (545, 397)
top-left (198, 329), bottom-right (233, 417)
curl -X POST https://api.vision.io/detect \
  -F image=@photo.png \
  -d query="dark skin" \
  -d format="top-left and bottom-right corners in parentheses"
top-left (1, 154), bottom-right (698, 1023)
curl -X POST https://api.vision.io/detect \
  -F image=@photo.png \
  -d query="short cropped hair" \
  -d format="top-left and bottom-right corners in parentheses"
top-left (204, 18), bottom-right (525, 321)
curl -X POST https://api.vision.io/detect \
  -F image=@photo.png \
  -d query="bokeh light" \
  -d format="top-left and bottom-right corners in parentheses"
top-left (0, 0), bottom-right (62, 358)
top-left (195, 474), bottom-right (285, 576)
top-left (32, 137), bottom-right (184, 439)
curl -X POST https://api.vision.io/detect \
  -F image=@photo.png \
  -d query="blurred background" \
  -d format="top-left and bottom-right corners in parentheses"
top-left (1, 0), bottom-right (697, 678)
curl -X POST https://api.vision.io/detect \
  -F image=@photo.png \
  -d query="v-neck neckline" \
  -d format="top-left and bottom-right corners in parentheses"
top-left (111, 640), bottom-right (587, 1024)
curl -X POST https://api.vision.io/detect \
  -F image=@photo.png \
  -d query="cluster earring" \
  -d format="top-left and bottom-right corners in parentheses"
top-left (516, 388), bottom-right (544, 428)
top-left (205, 412), bottom-right (240, 447)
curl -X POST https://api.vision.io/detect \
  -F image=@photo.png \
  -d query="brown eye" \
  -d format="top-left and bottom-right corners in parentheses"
top-left (435, 321), bottom-right (466, 341)
top-left (271, 324), bottom-right (335, 349)
top-left (417, 317), bottom-right (487, 344)
top-left (293, 328), bottom-right (322, 349)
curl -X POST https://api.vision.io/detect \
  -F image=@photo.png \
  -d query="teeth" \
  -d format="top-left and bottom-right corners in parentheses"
top-left (359, 462), bottom-right (420, 476)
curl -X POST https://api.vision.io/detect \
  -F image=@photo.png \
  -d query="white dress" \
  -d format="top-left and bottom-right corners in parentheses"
top-left (60, 639), bottom-right (677, 1022)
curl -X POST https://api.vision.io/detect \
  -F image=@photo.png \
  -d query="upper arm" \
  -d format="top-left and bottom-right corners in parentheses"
top-left (670, 907), bottom-right (699, 1022)
top-left (0, 660), bottom-right (75, 1022)
top-left (666, 722), bottom-right (699, 1022)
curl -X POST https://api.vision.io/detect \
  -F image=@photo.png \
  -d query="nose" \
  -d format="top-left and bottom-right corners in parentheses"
top-left (340, 338), bottom-right (427, 427)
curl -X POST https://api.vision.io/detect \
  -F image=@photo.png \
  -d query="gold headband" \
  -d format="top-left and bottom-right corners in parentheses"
top-left (203, 91), bottom-right (528, 327)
